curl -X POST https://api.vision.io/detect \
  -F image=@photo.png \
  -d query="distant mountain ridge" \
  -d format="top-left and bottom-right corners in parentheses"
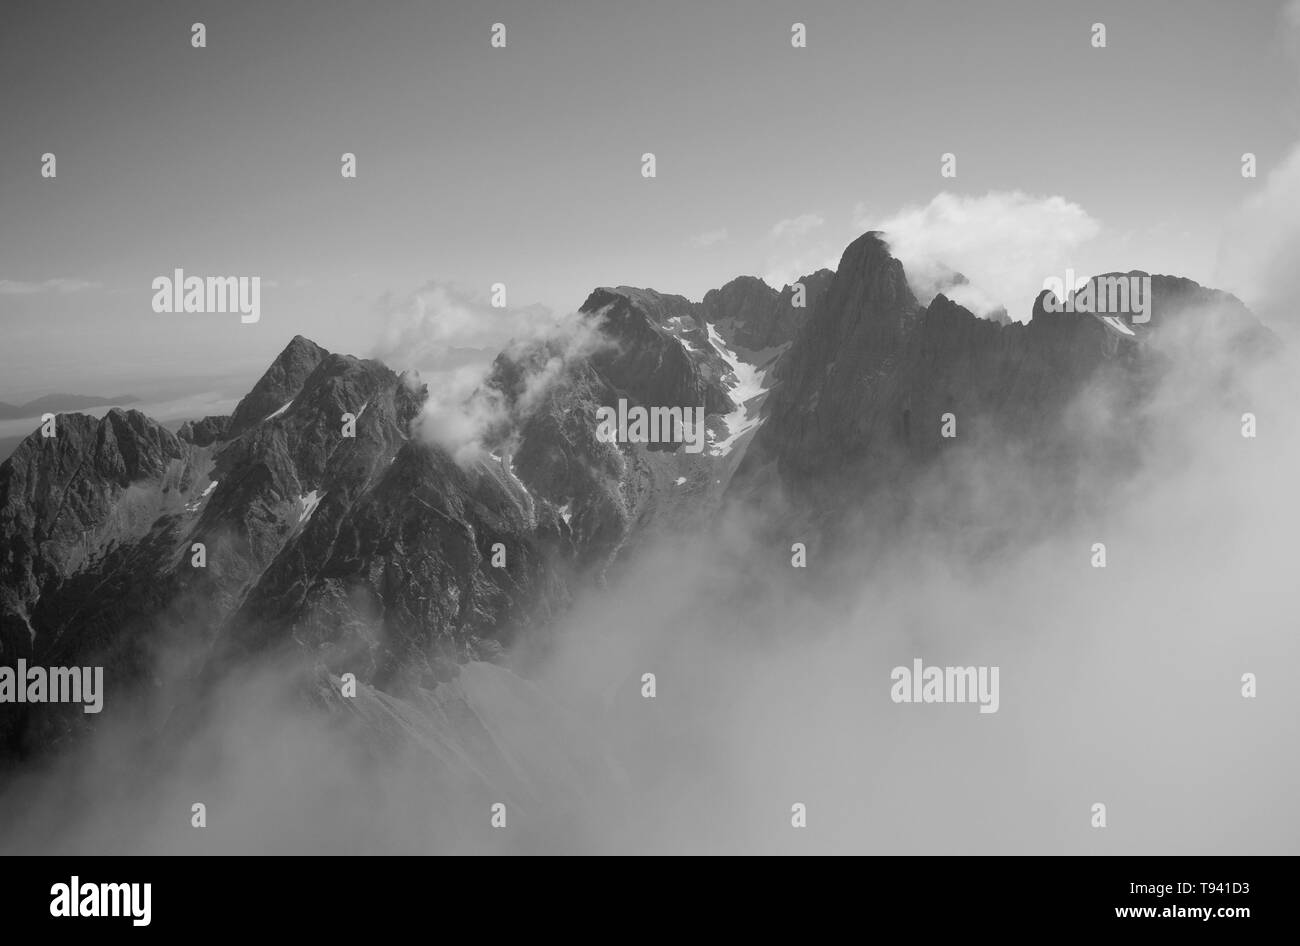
top-left (0, 394), bottom-right (139, 420)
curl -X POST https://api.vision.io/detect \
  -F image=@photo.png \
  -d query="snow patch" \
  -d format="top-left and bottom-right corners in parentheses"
top-left (185, 480), bottom-right (219, 513)
top-left (705, 322), bottom-right (769, 456)
top-left (660, 315), bottom-right (705, 353)
top-left (297, 490), bottom-right (323, 523)
top-left (264, 400), bottom-right (293, 422)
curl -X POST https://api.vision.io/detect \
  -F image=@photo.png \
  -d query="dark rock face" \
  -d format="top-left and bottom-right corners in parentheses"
top-left (223, 439), bottom-right (575, 689)
top-left (489, 344), bottom-right (630, 562)
top-left (751, 232), bottom-right (923, 472)
top-left (581, 287), bottom-right (734, 416)
top-left (0, 408), bottom-right (213, 754)
top-left (703, 270), bottom-right (833, 352)
top-left (0, 410), bottom-right (195, 662)
top-left (226, 335), bottom-right (327, 438)
top-left (177, 415), bottom-right (231, 447)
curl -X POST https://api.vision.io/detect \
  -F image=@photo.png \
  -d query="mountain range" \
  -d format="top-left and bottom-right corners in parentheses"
top-left (0, 232), bottom-right (1278, 812)
top-left (0, 393), bottom-right (139, 421)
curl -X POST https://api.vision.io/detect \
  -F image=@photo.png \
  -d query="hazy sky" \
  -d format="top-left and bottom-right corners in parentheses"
top-left (1, 0), bottom-right (1297, 401)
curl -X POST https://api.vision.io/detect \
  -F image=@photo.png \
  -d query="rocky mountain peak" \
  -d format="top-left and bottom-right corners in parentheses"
top-left (227, 335), bottom-right (329, 437)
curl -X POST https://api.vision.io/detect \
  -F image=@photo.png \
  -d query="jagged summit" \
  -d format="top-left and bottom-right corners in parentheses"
top-left (703, 270), bottom-right (833, 351)
top-left (227, 334), bottom-right (329, 437)
top-left (578, 286), bottom-right (733, 416)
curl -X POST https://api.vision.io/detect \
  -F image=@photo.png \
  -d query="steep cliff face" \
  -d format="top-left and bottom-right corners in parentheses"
top-left (703, 270), bottom-right (833, 352)
top-left (0, 409), bottom-right (203, 662)
top-left (225, 334), bottom-right (328, 438)
top-left (581, 286), bottom-right (735, 416)
top-left (738, 232), bottom-right (923, 482)
top-left (0, 408), bottom-right (216, 753)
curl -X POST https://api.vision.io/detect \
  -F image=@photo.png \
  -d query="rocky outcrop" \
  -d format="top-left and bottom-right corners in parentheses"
top-left (226, 335), bottom-right (328, 438)
top-left (581, 287), bottom-right (734, 416)
top-left (0, 410), bottom-right (200, 662)
top-left (702, 270), bottom-right (833, 352)
top-left (177, 414), bottom-right (232, 447)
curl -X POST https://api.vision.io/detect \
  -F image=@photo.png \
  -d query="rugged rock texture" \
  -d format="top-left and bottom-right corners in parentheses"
top-left (0, 410), bottom-right (199, 662)
top-left (581, 287), bottom-right (734, 416)
top-left (703, 270), bottom-right (833, 352)
top-left (177, 415), bottom-right (232, 447)
top-left (226, 335), bottom-right (328, 438)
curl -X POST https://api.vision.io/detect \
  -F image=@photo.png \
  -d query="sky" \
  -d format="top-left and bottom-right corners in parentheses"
top-left (1, 0), bottom-right (1297, 403)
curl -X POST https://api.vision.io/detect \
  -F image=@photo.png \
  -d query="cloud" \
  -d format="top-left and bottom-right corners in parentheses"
top-left (1215, 0), bottom-right (1300, 340)
top-left (687, 228), bottom-right (729, 248)
top-left (371, 282), bottom-right (556, 376)
top-left (373, 281), bottom-right (606, 465)
top-left (411, 317), bottom-right (604, 465)
top-left (1216, 143), bottom-right (1300, 336)
top-left (855, 192), bottom-right (1102, 322)
top-left (0, 278), bottom-right (102, 295)
top-left (769, 213), bottom-right (825, 240)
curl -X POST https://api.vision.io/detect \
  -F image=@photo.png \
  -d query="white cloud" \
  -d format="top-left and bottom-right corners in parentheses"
top-left (769, 213), bottom-right (825, 240)
top-left (374, 281), bottom-right (606, 465)
top-left (1216, 142), bottom-right (1300, 335)
top-left (0, 278), bottom-right (102, 295)
top-left (371, 282), bottom-right (560, 375)
top-left (1214, 4), bottom-right (1300, 335)
top-left (856, 192), bottom-right (1102, 322)
top-left (687, 228), bottom-right (729, 248)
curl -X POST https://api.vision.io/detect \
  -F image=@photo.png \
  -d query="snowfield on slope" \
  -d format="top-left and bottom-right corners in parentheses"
top-left (705, 322), bottom-right (768, 456)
